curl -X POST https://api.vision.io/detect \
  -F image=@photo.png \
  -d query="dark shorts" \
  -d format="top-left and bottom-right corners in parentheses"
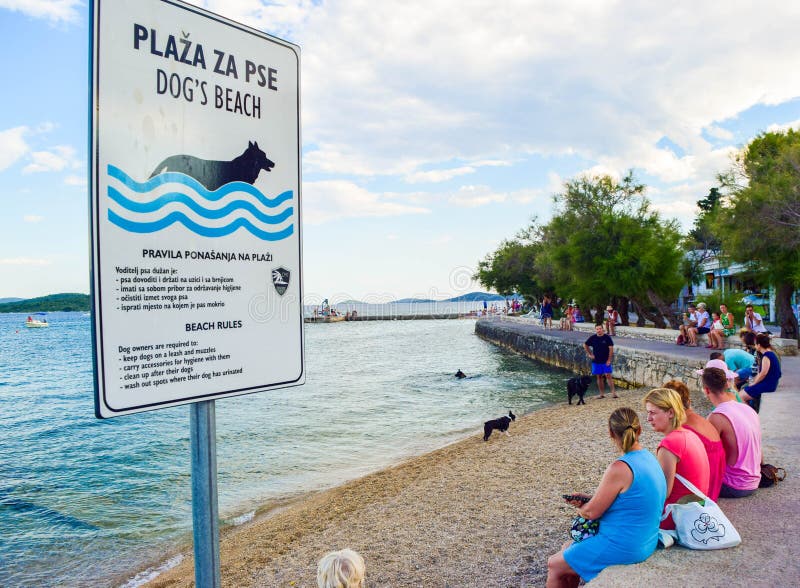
top-left (719, 484), bottom-right (756, 498)
top-left (696, 327), bottom-right (710, 334)
top-left (591, 362), bottom-right (613, 375)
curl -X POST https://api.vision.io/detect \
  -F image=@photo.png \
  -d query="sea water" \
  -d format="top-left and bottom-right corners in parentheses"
top-left (0, 311), bottom-right (568, 587)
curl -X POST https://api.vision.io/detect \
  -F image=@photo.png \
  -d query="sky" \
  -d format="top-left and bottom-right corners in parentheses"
top-left (2, 0), bottom-right (800, 304)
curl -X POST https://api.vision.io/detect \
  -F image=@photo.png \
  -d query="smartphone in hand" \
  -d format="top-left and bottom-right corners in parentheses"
top-left (562, 494), bottom-right (591, 504)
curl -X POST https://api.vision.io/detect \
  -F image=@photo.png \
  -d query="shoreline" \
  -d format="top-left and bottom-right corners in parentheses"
top-left (143, 389), bottom-right (689, 587)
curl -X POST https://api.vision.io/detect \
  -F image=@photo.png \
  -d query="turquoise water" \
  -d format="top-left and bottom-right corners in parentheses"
top-left (0, 312), bottom-right (569, 587)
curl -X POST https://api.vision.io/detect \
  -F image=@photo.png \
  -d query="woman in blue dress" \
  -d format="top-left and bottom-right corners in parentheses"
top-left (547, 408), bottom-right (667, 586)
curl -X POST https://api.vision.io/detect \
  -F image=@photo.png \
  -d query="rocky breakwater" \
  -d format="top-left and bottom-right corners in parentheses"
top-left (476, 317), bottom-right (707, 389)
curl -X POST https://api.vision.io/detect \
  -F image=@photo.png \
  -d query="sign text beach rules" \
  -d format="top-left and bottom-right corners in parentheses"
top-left (90, 0), bottom-right (303, 418)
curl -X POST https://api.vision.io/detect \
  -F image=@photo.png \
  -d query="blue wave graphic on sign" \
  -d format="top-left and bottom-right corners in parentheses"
top-left (106, 165), bottom-right (294, 241)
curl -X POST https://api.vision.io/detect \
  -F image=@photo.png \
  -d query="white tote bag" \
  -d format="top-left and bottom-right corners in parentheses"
top-left (663, 473), bottom-right (741, 550)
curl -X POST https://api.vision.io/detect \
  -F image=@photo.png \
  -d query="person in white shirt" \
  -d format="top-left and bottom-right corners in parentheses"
top-left (688, 302), bottom-right (711, 346)
top-left (744, 304), bottom-right (767, 333)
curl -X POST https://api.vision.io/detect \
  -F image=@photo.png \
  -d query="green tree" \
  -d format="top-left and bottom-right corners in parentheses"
top-left (717, 129), bottom-right (800, 340)
top-left (681, 187), bottom-right (724, 298)
top-left (535, 172), bottom-right (684, 327)
top-left (474, 224), bottom-right (546, 302)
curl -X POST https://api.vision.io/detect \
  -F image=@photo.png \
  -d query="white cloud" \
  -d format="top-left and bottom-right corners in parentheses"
top-left (303, 180), bottom-right (430, 224)
top-left (0, 0), bottom-right (83, 23)
top-left (278, 1), bottom-right (800, 192)
top-left (405, 166), bottom-right (476, 184)
top-left (767, 118), bottom-right (800, 133)
top-left (0, 126), bottom-right (29, 172)
top-left (0, 257), bottom-right (51, 265)
top-left (706, 125), bottom-right (735, 141)
top-left (404, 159), bottom-right (511, 184)
top-left (23, 215), bottom-right (44, 222)
top-left (448, 185), bottom-right (507, 208)
top-left (23, 145), bottom-right (79, 174)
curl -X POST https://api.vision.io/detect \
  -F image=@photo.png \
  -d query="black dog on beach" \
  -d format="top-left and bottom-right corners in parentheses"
top-left (567, 375), bottom-right (593, 405)
top-left (483, 411), bottom-right (516, 441)
top-left (149, 141), bottom-right (275, 190)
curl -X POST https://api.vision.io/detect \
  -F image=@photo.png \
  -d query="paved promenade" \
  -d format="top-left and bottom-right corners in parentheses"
top-left (483, 317), bottom-right (800, 587)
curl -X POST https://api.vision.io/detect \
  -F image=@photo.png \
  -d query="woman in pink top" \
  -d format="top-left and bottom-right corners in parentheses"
top-left (644, 388), bottom-right (710, 529)
top-left (663, 380), bottom-right (724, 501)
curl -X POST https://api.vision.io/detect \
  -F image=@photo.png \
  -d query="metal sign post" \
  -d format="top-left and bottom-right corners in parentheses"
top-left (190, 400), bottom-right (221, 588)
top-left (89, 1), bottom-right (303, 585)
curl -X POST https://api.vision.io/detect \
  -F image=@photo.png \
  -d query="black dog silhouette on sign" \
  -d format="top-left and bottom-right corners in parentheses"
top-left (149, 141), bottom-right (275, 190)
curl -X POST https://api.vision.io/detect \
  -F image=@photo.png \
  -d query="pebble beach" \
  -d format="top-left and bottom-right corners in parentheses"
top-left (147, 389), bottom-right (674, 587)
top-left (145, 342), bottom-right (800, 588)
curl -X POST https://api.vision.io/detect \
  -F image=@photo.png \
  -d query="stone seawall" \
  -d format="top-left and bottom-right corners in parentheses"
top-left (475, 318), bottom-right (707, 390)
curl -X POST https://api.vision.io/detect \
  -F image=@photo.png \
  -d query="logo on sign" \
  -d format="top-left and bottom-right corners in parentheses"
top-left (272, 267), bottom-right (290, 295)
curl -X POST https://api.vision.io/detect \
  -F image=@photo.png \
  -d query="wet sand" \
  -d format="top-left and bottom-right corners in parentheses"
top-left (148, 389), bottom-right (673, 587)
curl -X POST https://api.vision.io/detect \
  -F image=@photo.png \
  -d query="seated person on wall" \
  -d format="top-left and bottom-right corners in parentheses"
top-left (740, 333), bottom-right (782, 414)
top-left (743, 304), bottom-right (768, 333)
top-left (688, 302), bottom-right (711, 347)
top-left (546, 408), bottom-right (667, 588)
top-left (662, 380), bottom-right (725, 501)
top-left (679, 305), bottom-right (698, 345)
top-left (643, 388), bottom-right (710, 530)
top-left (703, 367), bottom-right (762, 498)
top-left (317, 549), bottom-right (365, 588)
top-left (604, 305), bottom-right (619, 336)
top-left (719, 303), bottom-right (737, 337)
top-left (707, 312), bottom-right (725, 349)
top-left (724, 331), bottom-right (758, 389)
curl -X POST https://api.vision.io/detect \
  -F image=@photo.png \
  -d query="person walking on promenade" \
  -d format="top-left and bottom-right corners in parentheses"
top-left (584, 324), bottom-right (617, 398)
top-left (703, 367), bottom-right (762, 498)
top-left (541, 295), bottom-right (554, 330)
top-left (740, 333), bottom-right (782, 413)
top-left (546, 408), bottom-right (666, 587)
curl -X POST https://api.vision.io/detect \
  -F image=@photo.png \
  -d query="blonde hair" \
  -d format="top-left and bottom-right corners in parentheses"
top-left (317, 549), bottom-right (365, 588)
top-left (608, 407), bottom-right (641, 453)
top-left (643, 388), bottom-right (686, 430)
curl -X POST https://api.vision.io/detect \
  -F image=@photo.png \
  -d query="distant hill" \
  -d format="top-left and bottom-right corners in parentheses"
top-left (443, 292), bottom-right (521, 302)
top-left (0, 297), bottom-right (24, 304)
top-left (393, 298), bottom-right (436, 303)
top-left (0, 293), bottom-right (90, 313)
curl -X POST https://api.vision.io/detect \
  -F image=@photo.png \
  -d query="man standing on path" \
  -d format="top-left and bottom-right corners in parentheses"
top-left (584, 324), bottom-right (617, 398)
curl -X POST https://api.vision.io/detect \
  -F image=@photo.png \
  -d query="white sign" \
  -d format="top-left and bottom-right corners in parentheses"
top-left (90, 0), bottom-right (303, 418)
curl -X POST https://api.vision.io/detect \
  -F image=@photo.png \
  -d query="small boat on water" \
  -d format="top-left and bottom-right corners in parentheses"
top-left (305, 298), bottom-right (347, 323)
top-left (25, 313), bottom-right (50, 328)
top-left (304, 315), bottom-right (346, 323)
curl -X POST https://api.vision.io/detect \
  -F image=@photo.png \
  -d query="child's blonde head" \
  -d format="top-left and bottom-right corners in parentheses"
top-left (317, 549), bottom-right (365, 588)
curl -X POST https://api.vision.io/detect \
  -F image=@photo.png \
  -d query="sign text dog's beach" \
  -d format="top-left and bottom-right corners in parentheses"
top-left (90, 0), bottom-right (303, 419)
